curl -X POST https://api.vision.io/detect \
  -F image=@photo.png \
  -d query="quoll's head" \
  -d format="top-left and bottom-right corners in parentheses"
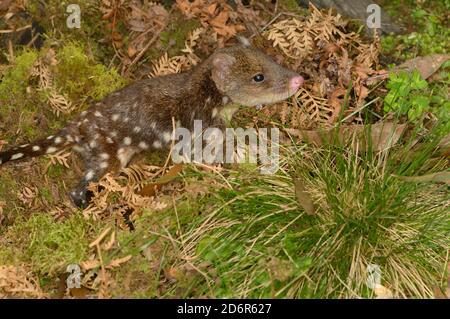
top-left (210, 39), bottom-right (304, 107)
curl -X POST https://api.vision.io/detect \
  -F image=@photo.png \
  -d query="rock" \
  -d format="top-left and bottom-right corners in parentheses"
top-left (297, 0), bottom-right (403, 35)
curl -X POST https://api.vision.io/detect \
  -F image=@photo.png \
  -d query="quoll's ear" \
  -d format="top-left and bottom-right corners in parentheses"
top-left (211, 53), bottom-right (236, 86)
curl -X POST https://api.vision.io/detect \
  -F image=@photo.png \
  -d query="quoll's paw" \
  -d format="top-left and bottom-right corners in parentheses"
top-left (69, 188), bottom-right (94, 209)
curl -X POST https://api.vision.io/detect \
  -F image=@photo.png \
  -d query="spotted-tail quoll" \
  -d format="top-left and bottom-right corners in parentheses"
top-left (0, 38), bottom-right (304, 208)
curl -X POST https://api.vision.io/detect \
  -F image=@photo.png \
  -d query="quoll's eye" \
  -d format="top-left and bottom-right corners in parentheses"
top-left (252, 74), bottom-right (265, 83)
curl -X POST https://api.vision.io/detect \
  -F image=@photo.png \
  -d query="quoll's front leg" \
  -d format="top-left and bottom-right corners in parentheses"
top-left (69, 134), bottom-right (120, 208)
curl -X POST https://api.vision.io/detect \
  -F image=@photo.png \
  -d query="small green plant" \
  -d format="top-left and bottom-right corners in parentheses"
top-left (381, 4), bottom-right (450, 59)
top-left (384, 70), bottom-right (430, 120)
top-left (384, 69), bottom-right (450, 134)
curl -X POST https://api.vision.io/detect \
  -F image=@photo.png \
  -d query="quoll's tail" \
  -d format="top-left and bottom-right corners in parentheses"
top-left (0, 131), bottom-right (76, 166)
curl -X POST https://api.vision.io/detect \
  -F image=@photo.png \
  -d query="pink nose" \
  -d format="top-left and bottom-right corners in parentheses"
top-left (289, 75), bottom-right (304, 91)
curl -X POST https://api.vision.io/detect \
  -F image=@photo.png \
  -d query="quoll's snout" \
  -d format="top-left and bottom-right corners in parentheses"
top-left (289, 75), bottom-right (304, 92)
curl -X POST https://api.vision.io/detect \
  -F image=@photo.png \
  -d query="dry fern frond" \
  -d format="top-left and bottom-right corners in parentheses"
top-left (17, 185), bottom-right (39, 208)
top-left (0, 265), bottom-right (47, 298)
top-left (149, 27), bottom-right (205, 77)
top-left (83, 163), bottom-right (169, 224)
top-left (32, 58), bottom-right (75, 116)
top-left (263, 3), bottom-right (382, 129)
top-left (120, 164), bottom-right (161, 188)
top-left (45, 150), bottom-right (71, 170)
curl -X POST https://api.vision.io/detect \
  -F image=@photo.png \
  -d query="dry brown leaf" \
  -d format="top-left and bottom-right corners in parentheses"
top-left (391, 54), bottom-right (450, 80)
top-left (374, 284), bottom-right (394, 299)
top-left (394, 171), bottom-right (450, 185)
top-left (293, 178), bottom-right (316, 215)
top-left (106, 255), bottom-right (132, 269)
top-left (285, 122), bottom-right (406, 151)
top-left (139, 164), bottom-right (184, 197)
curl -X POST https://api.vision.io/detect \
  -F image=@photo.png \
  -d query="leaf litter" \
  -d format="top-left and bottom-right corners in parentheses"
top-left (0, 0), bottom-right (448, 298)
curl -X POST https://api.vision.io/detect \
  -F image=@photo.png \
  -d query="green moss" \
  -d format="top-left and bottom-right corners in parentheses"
top-left (39, 187), bottom-right (53, 204)
top-left (46, 164), bottom-right (64, 179)
top-left (0, 50), bottom-right (38, 115)
top-left (0, 213), bottom-right (101, 275)
top-left (54, 42), bottom-right (127, 102)
top-left (0, 171), bottom-right (19, 199)
top-left (159, 18), bottom-right (201, 57)
top-left (279, 0), bottom-right (301, 12)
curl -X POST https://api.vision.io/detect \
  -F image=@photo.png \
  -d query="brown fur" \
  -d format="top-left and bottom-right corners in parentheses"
top-left (0, 43), bottom-right (302, 208)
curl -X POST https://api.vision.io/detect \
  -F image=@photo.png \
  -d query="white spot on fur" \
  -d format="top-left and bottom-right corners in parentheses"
top-left (123, 137), bottom-right (132, 145)
top-left (89, 140), bottom-right (97, 148)
top-left (110, 131), bottom-right (118, 138)
top-left (32, 146), bottom-right (40, 151)
top-left (124, 117), bottom-right (129, 123)
top-left (100, 162), bottom-right (109, 169)
top-left (212, 108), bottom-right (218, 118)
top-left (162, 132), bottom-right (171, 143)
top-left (46, 147), bottom-right (57, 154)
top-left (54, 137), bottom-right (63, 144)
top-left (133, 126), bottom-right (141, 133)
top-left (138, 141), bottom-right (148, 150)
top-left (83, 118), bottom-right (89, 123)
top-left (153, 141), bottom-right (162, 149)
top-left (100, 153), bottom-right (110, 160)
top-left (150, 122), bottom-right (156, 130)
top-left (132, 102), bottom-right (138, 108)
top-left (112, 114), bottom-right (120, 121)
top-left (117, 147), bottom-right (136, 167)
top-left (106, 137), bottom-right (114, 144)
top-left (11, 153), bottom-right (24, 160)
top-left (85, 170), bottom-right (94, 181)
top-left (73, 145), bottom-right (84, 153)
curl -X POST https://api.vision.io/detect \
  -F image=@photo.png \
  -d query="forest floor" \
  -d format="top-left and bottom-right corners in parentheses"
top-left (0, 0), bottom-right (449, 298)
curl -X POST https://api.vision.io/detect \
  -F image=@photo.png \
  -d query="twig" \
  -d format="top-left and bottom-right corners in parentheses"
top-left (125, 27), bottom-right (164, 74)
top-left (0, 24), bottom-right (32, 33)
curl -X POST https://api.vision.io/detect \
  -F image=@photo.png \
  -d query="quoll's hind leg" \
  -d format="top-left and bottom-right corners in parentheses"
top-left (69, 136), bottom-right (121, 208)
